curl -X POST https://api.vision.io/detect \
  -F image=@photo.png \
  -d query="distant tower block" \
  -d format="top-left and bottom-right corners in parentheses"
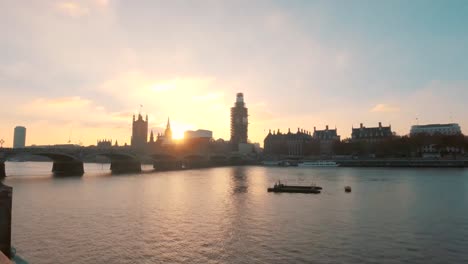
top-left (230, 93), bottom-right (248, 150)
top-left (13, 126), bottom-right (26, 148)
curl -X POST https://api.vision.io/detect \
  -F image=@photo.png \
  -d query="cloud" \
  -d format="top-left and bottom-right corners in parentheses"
top-left (111, 111), bottom-right (134, 119)
top-left (264, 10), bottom-right (290, 33)
top-left (335, 52), bottom-right (351, 69)
top-left (0, 63), bottom-right (31, 79)
top-left (192, 92), bottom-right (223, 102)
top-left (55, 2), bottom-right (90, 17)
top-left (370, 104), bottom-right (400, 113)
top-left (12, 96), bottom-right (137, 146)
top-left (33, 96), bottom-right (91, 107)
top-left (94, 0), bottom-right (109, 7)
top-left (20, 96), bottom-right (132, 127)
top-left (97, 71), bottom-right (221, 107)
top-left (399, 80), bottom-right (468, 125)
top-left (3, 1), bottom-right (467, 146)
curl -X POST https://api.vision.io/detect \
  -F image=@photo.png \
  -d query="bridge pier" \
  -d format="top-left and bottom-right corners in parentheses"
top-left (52, 161), bottom-right (84, 176)
top-left (0, 162), bottom-right (5, 178)
top-left (110, 160), bottom-right (141, 174)
top-left (153, 160), bottom-right (182, 171)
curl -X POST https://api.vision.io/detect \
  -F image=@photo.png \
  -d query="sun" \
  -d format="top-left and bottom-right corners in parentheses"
top-left (170, 123), bottom-right (195, 140)
top-left (172, 129), bottom-right (184, 140)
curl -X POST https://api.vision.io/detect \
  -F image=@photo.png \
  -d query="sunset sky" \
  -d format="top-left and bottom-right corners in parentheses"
top-left (1, 0), bottom-right (468, 147)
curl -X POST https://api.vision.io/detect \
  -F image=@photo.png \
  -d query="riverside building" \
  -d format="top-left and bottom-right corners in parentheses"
top-left (313, 125), bottom-right (340, 155)
top-left (410, 123), bottom-right (462, 136)
top-left (351, 122), bottom-right (393, 143)
top-left (264, 128), bottom-right (313, 156)
top-left (184, 129), bottom-right (213, 141)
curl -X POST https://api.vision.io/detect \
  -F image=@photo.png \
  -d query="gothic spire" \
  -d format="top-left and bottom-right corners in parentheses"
top-left (165, 117), bottom-right (173, 140)
top-left (149, 130), bottom-right (154, 143)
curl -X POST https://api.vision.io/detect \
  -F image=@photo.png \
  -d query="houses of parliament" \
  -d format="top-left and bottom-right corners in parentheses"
top-left (130, 113), bottom-right (174, 152)
top-left (125, 92), bottom-right (257, 155)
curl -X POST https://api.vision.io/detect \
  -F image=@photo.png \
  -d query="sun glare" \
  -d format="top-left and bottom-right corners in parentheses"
top-left (170, 123), bottom-right (195, 140)
top-left (150, 81), bottom-right (176, 92)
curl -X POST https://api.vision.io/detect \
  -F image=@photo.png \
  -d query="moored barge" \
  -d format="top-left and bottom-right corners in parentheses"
top-left (268, 181), bottom-right (322, 194)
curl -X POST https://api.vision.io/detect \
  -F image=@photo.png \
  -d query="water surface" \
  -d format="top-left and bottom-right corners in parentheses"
top-left (3, 162), bottom-right (468, 263)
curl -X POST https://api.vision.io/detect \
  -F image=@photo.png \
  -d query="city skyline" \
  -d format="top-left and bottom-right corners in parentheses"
top-left (1, 1), bottom-right (468, 147)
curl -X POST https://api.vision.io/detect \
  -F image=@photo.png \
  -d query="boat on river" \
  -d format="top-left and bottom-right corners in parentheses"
top-left (267, 181), bottom-right (322, 194)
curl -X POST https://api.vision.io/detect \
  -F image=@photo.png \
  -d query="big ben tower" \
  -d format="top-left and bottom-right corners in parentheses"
top-left (230, 93), bottom-right (248, 150)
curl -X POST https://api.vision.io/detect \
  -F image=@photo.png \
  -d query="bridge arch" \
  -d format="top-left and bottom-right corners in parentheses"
top-left (36, 152), bottom-right (85, 176)
top-left (3, 152), bottom-right (84, 176)
top-left (0, 148), bottom-right (85, 176)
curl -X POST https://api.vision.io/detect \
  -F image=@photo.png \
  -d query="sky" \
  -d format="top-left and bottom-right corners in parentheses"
top-left (1, 0), bottom-right (468, 147)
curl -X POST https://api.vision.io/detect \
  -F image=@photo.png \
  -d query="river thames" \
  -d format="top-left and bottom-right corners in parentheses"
top-left (3, 162), bottom-right (468, 263)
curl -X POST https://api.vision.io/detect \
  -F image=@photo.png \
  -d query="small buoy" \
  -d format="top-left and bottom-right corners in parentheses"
top-left (344, 186), bottom-right (352, 193)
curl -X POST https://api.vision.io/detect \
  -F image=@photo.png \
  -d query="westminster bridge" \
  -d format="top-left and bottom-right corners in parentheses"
top-left (0, 146), bottom-right (252, 177)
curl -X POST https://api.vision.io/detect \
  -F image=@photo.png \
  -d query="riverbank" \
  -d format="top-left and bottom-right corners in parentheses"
top-left (338, 159), bottom-right (468, 168)
top-left (262, 159), bottom-right (468, 168)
